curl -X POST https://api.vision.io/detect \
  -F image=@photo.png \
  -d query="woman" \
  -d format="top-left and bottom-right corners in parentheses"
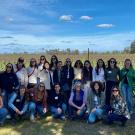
top-left (38, 55), bottom-right (47, 71)
top-left (87, 81), bottom-right (104, 123)
top-left (50, 55), bottom-right (58, 72)
top-left (0, 63), bottom-right (19, 108)
top-left (8, 85), bottom-right (28, 121)
top-left (92, 59), bottom-right (106, 90)
top-left (105, 58), bottom-right (120, 105)
top-left (37, 55), bottom-right (48, 84)
top-left (27, 58), bottom-right (38, 89)
top-left (69, 82), bottom-right (87, 120)
top-left (61, 58), bottom-right (74, 113)
top-left (120, 59), bottom-right (135, 113)
top-left (14, 57), bottom-right (28, 88)
top-left (0, 92), bottom-right (8, 126)
top-left (27, 83), bottom-right (48, 121)
top-left (53, 61), bottom-right (63, 86)
top-left (106, 86), bottom-right (129, 126)
top-left (73, 60), bottom-right (83, 83)
top-left (50, 83), bottom-right (67, 120)
top-left (82, 60), bottom-right (93, 96)
top-left (38, 62), bottom-right (53, 104)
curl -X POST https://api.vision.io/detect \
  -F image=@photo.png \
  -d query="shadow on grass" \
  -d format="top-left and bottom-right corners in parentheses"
top-left (0, 115), bottom-right (135, 135)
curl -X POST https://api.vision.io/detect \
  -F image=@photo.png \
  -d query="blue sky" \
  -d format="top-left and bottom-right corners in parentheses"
top-left (0, 0), bottom-right (135, 53)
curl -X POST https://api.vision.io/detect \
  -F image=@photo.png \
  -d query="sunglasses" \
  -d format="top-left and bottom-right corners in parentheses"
top-left (7, 66), bottom-right (12, 69)
top-left (66, 61), bottom-right (71, 63)
top-left (112, 89), bottom-right (119, 92)
top-left (31, 61), bottom-right (36, 63)
top-left (40, 85), bottom-right (44, 88)
top-left (110, 61), bottom-right (115, 64)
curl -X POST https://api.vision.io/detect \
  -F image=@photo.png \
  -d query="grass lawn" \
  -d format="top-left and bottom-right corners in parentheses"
top-left (0, 115), bottom-right (135, 135)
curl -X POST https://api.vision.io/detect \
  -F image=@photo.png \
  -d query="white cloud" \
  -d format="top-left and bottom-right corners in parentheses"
top-left (80, 16), bottom-right (93, 21)
top-left (97, 24), bottom-right (115, 28)
top-left (59, 15), bottom-right (73, 22)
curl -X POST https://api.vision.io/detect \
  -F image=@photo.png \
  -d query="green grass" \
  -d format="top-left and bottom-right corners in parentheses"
top-left (0, 116), bottom-right (135, 135)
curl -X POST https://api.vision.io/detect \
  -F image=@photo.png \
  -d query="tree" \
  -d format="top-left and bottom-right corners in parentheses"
top-left (130, 40), bottom-right (135, 54)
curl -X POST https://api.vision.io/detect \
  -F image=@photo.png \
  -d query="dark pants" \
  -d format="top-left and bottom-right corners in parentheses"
top-left (107, 113), bottom-right (127, 124)
top-left (105, 81), bottom-right (117, 105)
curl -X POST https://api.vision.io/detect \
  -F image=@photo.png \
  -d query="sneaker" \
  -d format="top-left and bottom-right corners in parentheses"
top-left (6, 114), bottom-right (11, 119)
top-left (60, 116), bottom-right (66, 121)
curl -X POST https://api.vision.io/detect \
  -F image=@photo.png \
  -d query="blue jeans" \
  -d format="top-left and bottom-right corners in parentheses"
top-left (36, 104), bottom-right (46, 116)
top-left (88, 108), bottom-right (103, 123)
top-left (0, 107), bottom-right (8, 124)
top-left (107, 113), bottom-right (127, 124)
top-left (2, 90), bottom-right (14, 108)
top-left (69, 105), bottom-right (86, 118)
top-left (121, 84), bottom-right (132, 112)
top-left (28, 102), bottom-right (36, 117)
top-left (50, 103), bottom-right (67, 118)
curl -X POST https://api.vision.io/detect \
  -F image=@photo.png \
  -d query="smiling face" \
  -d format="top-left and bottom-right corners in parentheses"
top-left (94, 83), bottom-right (99, 91)
top-left (125, 59), bottom-right (132, 69)
top-left (112, 88), bottom-right (119, 97)
top-left (38, 83), bottom-right (45, 91)
top-left (20, 87), bottom-right (26, 95)
top-left (98, 59), bottom-right (104, 68)
top-left (54, 84), bottom-right (60, 93)
top-left (6, 63), bottom-right (13, 73)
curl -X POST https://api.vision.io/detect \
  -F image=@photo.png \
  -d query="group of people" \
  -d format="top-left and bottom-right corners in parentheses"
top-left (0, 55), bottom-right (134, 127)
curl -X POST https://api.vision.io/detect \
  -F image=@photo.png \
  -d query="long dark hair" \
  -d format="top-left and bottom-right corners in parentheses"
top-left (50, 55), bottom-right (58, 68)
top-left (110, 86), bottom-right (121, 101)
top-left (39, 55), bottom-right (47, 65)
top-left (29, 58), bottom-right (38, 68)
top-left (5, 63), bottom-right (14, 73)
top-left (90, 81), bottom-right (103, 97)
top-left (107, 58), bottom-right (118, 70)
top-left (95, 59), bottom-right (106, 75)
top-left (82, 60), bottom-right (93, 80)
top-left (74, 60), bottom-right (83, 69)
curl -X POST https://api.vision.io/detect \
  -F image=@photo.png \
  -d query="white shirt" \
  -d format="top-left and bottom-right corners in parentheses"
top-left (27, 67), bottom-right (38, 84)
top-left (38, 69), bottom-right (53, 90)
top-left (74, 68), bottom-right (82, 80)
top-left (14, 65), bottom-right (28, 87)
top-left (92, 68), bottom-right (105, 82)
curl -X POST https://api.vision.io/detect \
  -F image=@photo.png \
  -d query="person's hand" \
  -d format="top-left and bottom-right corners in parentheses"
top-left (15, 108), bottom-right (21, 115)
top-left (108, 110), bottom-right (112, 114)
top-left (57, 108), bottom-right (62, 114)
top-left (91, 108), bottom-right (96, 112)
top-left (77, 110), bottom-right (81, 115)
top-left (43, 108), bottom-right (47, 113)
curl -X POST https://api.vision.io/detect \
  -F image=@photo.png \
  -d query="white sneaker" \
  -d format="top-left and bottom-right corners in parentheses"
top-left (6, 114), bottom-right (11, 119)
top-left (126, 114), bottom-right (131, 120)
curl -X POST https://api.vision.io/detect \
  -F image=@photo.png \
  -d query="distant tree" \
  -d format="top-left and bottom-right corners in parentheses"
top-left (130, 40), bottom-right (135, 54)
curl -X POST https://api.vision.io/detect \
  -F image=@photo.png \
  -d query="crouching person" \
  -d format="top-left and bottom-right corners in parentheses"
top-left (27, 83), bottom-right (48, 122)
top-left (87, 81), bottom-right (105, 124)
top-left (0, 92), bottom-right (8, 126)
top-left (106, 86), bottom-right (130, 126)
top-left (8, 85), bottom-right (28, 123)
top-left (50, 83), bottom-right (67, 120)
top-left (69, 82), bottom-right (87, 120)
